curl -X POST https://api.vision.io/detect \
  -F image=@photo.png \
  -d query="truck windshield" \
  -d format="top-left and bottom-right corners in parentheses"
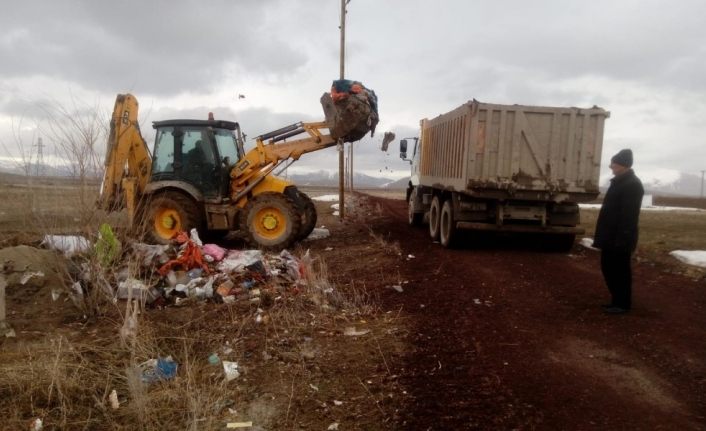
top-left (214, 129), bottom-right (239, 167)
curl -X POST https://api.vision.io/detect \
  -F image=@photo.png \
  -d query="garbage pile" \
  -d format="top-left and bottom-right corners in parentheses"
top-left (321, 79), bottom-right (379, 142)
top-left (116, 229), bottom-right (309, 307)
top-left (41, 226), bottom-right (313, 309)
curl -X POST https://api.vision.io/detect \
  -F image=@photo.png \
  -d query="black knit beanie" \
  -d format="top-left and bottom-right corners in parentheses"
top-left (611, 149), bottom-right (633, 168)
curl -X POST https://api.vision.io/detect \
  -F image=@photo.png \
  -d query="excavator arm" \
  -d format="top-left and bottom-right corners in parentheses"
top-left (98, 94), bottom-right (152, 221)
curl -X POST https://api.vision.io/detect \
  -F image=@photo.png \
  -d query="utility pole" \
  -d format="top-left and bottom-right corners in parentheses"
top-left (338, 0), bottom-right (348, 219)
top-left (33, 136), bottom-right (45, 177)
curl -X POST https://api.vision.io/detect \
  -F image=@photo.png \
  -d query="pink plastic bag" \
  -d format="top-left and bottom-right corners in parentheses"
top-left (202, 244), bottom-right (226, 262)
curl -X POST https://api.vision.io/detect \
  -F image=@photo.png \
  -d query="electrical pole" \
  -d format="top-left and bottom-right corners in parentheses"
top-left (33, 136), bottom-right (45, 177)
top-left (338, 0), bottom-right (347, 219)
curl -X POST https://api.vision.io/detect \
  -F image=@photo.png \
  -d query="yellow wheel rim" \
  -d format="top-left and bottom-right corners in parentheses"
top-left (253, 207), bottom-right (287, 240)
top-left (154, 208), bottom-right (181, 240)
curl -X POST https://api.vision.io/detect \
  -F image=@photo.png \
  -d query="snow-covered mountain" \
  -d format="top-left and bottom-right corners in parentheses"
top-left (601, 168), bottom-right (704, 197)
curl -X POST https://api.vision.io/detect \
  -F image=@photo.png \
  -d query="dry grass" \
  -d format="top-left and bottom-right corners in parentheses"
top-left (580, 207), bottom-right (706, 278)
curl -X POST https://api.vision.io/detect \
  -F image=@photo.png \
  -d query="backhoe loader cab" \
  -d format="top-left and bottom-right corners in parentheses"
top-left (150, 119), bottom-right (242, 199)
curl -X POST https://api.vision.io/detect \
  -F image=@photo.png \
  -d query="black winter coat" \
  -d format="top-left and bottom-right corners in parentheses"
top-left (593, 169), bottom-right (644, 252)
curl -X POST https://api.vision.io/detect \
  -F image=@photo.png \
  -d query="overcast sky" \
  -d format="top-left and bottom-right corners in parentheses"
top-left (1, 0), bottom-right (705, 182)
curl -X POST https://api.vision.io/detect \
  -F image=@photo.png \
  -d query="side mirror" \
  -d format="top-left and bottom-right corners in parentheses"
top-left (399, 139), bottom-right (408, 159)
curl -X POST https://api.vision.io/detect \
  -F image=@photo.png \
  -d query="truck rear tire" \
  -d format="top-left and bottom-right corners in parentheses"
top-left (140, 192), bottom-right (203, 244)
top-left (241, 192), bottom-right (301, 250)
top-left (440, 199), bottom-right (456, 248)
top-left (429, 195), bottom-right (441, 241)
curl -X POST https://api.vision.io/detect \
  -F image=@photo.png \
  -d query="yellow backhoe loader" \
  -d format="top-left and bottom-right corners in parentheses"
top-left (99, 89), bottom-right (376, 249)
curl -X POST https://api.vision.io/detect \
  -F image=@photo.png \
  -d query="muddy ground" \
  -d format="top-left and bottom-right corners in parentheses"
top-left (1, 189), bottom-right (705, 430)
top-left (315, 193), bottom-right (706, 430)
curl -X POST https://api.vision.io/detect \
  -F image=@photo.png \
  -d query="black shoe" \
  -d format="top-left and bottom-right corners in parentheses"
top-left (603, 306), bottom-right (628, 314)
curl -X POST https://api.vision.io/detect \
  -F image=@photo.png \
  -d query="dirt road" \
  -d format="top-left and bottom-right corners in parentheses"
top-left (355, 195), bottom-right (706, 429)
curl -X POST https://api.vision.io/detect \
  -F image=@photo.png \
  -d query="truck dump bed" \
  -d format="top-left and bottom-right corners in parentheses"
top-left (419, 100), bottom-right (609, 202)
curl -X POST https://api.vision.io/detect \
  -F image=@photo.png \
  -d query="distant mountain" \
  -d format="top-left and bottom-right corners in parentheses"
top-left (281, 170), bottom-right (404, 188)
top-left (601, 169), bottom-right (705, 197)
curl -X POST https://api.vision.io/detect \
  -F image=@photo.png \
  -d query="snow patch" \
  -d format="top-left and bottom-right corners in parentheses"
top-left (312, 194), bottom-right (341, 202)
top-left (669, 250), bottom-right (706, 268)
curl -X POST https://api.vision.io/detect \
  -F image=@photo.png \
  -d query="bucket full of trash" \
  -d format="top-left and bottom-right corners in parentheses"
top-left (321, 79), bottom-right (379, 143)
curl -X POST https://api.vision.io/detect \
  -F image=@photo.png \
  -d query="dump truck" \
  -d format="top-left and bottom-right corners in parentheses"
top-left (100, 84), bottom-right (377, 249)
top-left (402, 99), bottom-right (609, 249)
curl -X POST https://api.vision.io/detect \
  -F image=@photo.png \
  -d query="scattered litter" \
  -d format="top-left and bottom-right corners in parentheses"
top-left (309, 383), bottom-right (319, 391)
top-left (305, 228), bottom-right (330, 241)
top-left (132, 243), bottom-right (170, 267)
top-left (109, 389), bottom-right (119, 409)
top-left (226, 422), bottom-right (253, 429)
top-left (41, 235), bottom-right (91, 257)
top-left (202, 243), bottom-right (226, 262)
top-left (140, 356), bottom-right (178, 383)
top-left (579, 238), bottom-right (598, 251)
top-left (325, 247), bottom-right (334, 251)
top-left (407, 254), bottom-right (415, 259)
top-left (344, 327), bottom-right (370, 336)
top-left (19, 271), bottom-right (44, 285)
top-left (473, 298), bottom-right (481, 305)
top-left (388, 285), bottom-right (403, 293)
top-left (333, 400), bottom-right (343, 406)
top-left (117, 278), bottom-right (159, 303)
top-left (208, 353), bottom-right (220, 365)
top-left (29, 418), bottom-right (43, 431)
top-left (327, 423), bottom-right (340, 430)
top-left (223, 361), bottom-right (240, 381)
top-left (669, 250), bottom-right (706, 268)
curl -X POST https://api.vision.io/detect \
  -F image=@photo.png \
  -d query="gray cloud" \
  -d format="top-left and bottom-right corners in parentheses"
top-left (0, 0), bottom-right (307, 95)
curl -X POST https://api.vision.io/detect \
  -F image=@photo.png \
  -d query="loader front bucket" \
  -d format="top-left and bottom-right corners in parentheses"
top-left (321, 82), bottom-right (379, 143)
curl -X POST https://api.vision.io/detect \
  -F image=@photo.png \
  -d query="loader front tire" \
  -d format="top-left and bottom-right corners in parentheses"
top-left (141, 192), bottom-right (203, 244)
top-left (241, 193), bottom-right (301, 250)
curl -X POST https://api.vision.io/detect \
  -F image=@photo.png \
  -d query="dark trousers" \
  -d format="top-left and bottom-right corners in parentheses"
top-left (600, 248), bottom-right (633, 309)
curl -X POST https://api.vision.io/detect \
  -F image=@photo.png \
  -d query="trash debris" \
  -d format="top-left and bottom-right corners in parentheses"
top-left (117, 278), bottom-right (159, 303)
top-left (109, 389), bottom-right (119, 409)
top-left (327, 423), bottom-right (340, 430)
top-left (333, 400), bottom-right (343, 406)
top-left (140, 356), bottom-right (178, 383)
top-left (579, 238), bottom-right (598, 250)
top-left (132, 243), bottom-right (170, 267)
top-left (344, 327), bottom-right (370, 336)
top-left (388, 285), bottom-right (403, 293)
top-left (407, 254), bottom-right (415, 260)
top-left (208, 353), bottom-right (221, 365)
top-left (95, 223), bottom-right (122, 266)
top-left (305, 228), bottom-right (330, 241)
top-left (29, 418), bottom-right (43, 431)
top-left (309, 383), bottom-right (319, 392)
top-left (202, 243), bottom-right (226, 262)
top-left (223, 361), bottom-right (240, 381)
top-left (158, 231), bottom-right (209, 276)
top-left (19, 271), bottom-right (44, 285)
top-left (41, 235), bottom-right (91, 257)
top-left (226, 422), bottom-right (253, 429)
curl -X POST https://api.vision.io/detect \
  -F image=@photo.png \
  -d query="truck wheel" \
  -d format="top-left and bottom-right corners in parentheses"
top-left (408, 197), bottom-right (423, 226)
top-left (241, 192), bottom-right (302, 250)
top-left (429, 195), bottom-right (441, 241)
top-left (554, 234), bottom-right (576, 252)
top-left (296, 192), bottom-right (318, 241)
top-left (141, 192), bottom-right (203, 244)
top-left (440, 199), bottom-right (456, 248)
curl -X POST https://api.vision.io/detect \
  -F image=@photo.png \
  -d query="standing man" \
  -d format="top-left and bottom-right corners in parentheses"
top-left (593, 149), bottom-right (644, 314)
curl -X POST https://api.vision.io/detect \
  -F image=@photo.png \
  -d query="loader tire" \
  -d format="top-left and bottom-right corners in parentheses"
top-left (440, 199), bottom-right (456, 248)
top-left (297, 192), bottom-right (318, 241)
top-left (429, 195), bottom-right (441, 241)
top-left (140, 192), bottom-right (203, 244)
top-left (241, 192), bottom-right (301, 250)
